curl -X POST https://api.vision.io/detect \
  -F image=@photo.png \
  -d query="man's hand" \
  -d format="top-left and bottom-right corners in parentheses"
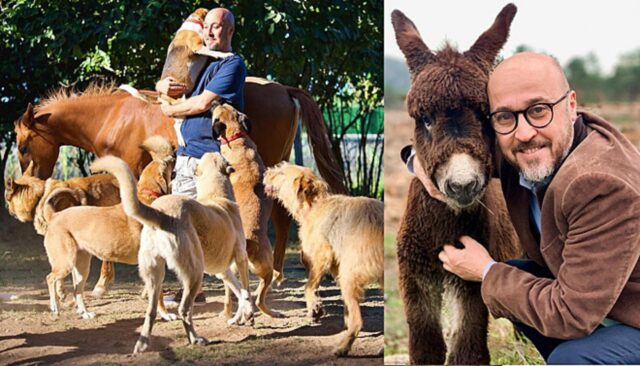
top-left (156, 77), bottom-right (187, 98)
top-left (413, 155), bottom-right (447, 203)
top-left (438, 235), bottom-right (495, 282)
top-left (160, 103), bottom-right (174, 118)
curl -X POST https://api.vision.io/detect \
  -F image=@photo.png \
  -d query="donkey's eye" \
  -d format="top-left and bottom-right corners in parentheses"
top-left (416, 115), bottom-right (432, 126)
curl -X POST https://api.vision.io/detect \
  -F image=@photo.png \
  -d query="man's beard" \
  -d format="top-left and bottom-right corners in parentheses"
top-left (509, 118), bottom-right (574, 183)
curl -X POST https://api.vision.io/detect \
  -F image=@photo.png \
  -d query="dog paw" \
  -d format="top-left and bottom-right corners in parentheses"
top-left (191, 336), bottom-right (208, 346)
top-left (80, 311), bottom-right (96, 319)
top-left (160, 312), bottom-right (178, 321)
top-left (333, 346), bottom-right (350, 357)
top-left (218, 309), bottom-right (232, 320)
top-left (133, 338), bottom-right (149, 354)
top-left (308, 303), bottom-right (324, 321)
top-left (91, 286), bottom-right (106, 298)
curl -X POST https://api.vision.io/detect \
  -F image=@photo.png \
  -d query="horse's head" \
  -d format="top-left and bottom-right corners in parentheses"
top-left (14, 103), bottom-right (60, 179)
top-left (392, 4), bottom-right (516, 211)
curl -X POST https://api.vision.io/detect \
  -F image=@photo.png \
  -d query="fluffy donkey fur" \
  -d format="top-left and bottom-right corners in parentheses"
top-left (392, 4), bottom-right (522, 365)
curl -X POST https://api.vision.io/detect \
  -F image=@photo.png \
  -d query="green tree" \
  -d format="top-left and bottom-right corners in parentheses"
top-left (0, 0), bottom-right (383, 200)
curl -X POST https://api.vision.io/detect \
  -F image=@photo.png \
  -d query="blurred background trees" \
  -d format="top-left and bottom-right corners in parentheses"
top-left (1, 0), bottom-right (383, 199)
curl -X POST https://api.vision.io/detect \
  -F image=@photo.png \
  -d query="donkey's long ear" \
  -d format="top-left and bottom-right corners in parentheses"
top-left (464, 3), bottom-right (517, 73)
top-left (391, 10), bottom-right (435, 76)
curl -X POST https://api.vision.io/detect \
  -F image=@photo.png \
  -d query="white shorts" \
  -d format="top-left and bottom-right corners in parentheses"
top-left (172, 155), bottom-right (199, 199)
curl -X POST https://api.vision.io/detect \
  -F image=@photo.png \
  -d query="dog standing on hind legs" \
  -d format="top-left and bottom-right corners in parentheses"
top-left (212, 103), bottom-right (281, 319)
top-left (392, 4), bottom-right (521, 365)
top-left (264, 162), bottom-right (383, 356)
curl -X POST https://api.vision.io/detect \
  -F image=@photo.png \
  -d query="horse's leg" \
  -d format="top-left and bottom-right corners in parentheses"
top-left (271, 202), bottom-right (292, 283)
top-left (446, 277), bottom-right (490, 365)
top-left (92, 261), bottom-right (114, 297)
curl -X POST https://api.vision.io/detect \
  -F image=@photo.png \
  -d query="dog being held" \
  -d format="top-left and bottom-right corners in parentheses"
top-left (212, 103), bottom-right (281, 318)
top-left (160, 8), bottom-right (233, 100)
top-left (92, 152), bottom-right (254, 353)
top-left (5, 161), bottom-right (119, 235)
top-left (263, 162), bottom-right (384, 356)
top-left (42, 136), bottom-right (175, 320)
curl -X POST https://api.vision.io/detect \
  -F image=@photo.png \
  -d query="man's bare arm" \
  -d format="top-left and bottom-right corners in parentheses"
top-left (160, 90), bottom-right (219, 118)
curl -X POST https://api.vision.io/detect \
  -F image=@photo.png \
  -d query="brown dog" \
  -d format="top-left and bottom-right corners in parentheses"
top-left (43, 136), bottom-right (175, 320)
top-left (212, 103), bottom-right (281, 318)
top-left (263, 162), bottom-right (384, 356)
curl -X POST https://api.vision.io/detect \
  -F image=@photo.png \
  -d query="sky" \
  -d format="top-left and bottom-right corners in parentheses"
top-left (384, 0), bottom-right (640, 76)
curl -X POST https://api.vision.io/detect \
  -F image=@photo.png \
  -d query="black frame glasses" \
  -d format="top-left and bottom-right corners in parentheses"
top-left (488, 90), bottom-right (571, 135)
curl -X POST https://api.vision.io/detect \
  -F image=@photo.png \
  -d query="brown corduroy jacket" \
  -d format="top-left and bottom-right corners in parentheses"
top-left (482, 111), bottom-right (640, 339)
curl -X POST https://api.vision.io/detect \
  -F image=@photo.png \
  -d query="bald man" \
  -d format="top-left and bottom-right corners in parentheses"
top-left (156, 7), bottom-right (246, 197)
top-left (406, 52), bottom-right (640, 363)
top-left (155, 8), bottom-right (246, 304)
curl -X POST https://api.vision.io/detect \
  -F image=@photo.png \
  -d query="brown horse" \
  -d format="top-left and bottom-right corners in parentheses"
top-left (14, 77), bottom-right (347, 295)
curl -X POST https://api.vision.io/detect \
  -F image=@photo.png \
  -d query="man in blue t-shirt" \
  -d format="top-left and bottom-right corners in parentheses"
top-left (156, 7), bottom-right (246, 197)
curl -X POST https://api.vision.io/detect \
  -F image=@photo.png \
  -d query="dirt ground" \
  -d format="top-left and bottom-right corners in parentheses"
top-left (0, 216), bottom-right (383, 366)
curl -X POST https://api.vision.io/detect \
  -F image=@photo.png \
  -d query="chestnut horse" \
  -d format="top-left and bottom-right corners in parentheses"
top-left (14, 77), bottom-right (347, 295)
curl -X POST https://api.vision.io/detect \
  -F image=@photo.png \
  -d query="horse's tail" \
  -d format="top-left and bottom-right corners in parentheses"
top-left (140, 135), bottom-right (175, 163)
top-left (285, 87), bottom-right (348, 194)
top-left (90, 156), bottom-right (164, 228)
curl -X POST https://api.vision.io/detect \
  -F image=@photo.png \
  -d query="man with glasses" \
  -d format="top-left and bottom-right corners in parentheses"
top-left (155, 7), bottom-right (246, 305)
top-left (405, 52), bottom-right (640, 363)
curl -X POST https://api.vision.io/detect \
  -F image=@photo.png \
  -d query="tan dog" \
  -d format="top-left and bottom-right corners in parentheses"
top-left (5, 162), bottom-right (119, 232)
top-left (212, 103), bottom-right (280, 318)
top-left (263, 162), bottom-right (384, 356)
top-left (92, 152), bottom-right (254, 353)
top-left (43, 136), bottom-right (175, 320)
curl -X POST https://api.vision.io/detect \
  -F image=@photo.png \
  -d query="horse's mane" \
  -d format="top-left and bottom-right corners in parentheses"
top-left (37, 81), bottom-right (120, 110)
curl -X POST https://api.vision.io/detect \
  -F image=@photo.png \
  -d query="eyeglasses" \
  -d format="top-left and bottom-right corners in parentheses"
top-left (488, 90), bottom-right (571, 135)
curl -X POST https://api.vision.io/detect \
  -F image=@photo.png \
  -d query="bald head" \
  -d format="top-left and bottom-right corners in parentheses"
top-left (207, 7), bottom-right (235, 28)
top-left (489, 52), bottom-right (569, 98)
top-left (204, 8), bottom-right (235, 52)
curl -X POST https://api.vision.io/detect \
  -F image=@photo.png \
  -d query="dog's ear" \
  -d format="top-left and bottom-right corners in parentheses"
top-left (295, 175), bottom-right (324, 207)
top-left (5, 177), bottom-right (14, 199)
top-left (23, 161), bottom-right (35, 177)
top-left (212, 120), bottom-right (226, 138)
top-left (239, 113), bottom-right (252, 134)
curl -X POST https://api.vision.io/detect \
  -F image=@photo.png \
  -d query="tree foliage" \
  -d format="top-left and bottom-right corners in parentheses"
top-left (0, 0), bottom-right (383, 197)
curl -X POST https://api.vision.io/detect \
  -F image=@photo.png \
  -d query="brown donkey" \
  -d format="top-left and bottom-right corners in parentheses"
top-left (392, 4), bottom-right (521, 365)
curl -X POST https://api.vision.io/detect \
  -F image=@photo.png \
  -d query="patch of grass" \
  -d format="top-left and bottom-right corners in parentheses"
top-left (384, 234), bottom-right (544, 364)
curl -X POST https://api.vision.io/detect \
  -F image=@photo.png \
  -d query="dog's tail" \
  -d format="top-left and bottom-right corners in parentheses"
top-left (90, 156), bottom-right (164, 228)
top-left (34, 187), bottom-right (87, 235)
top-left (118, 84), bottom-right (158, 104)
top-left (140, 135), bottom-right (175, 163)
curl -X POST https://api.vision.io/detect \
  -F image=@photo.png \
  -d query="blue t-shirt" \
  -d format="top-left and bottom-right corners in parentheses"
top-left (178, 54), bottom-right (246, 158)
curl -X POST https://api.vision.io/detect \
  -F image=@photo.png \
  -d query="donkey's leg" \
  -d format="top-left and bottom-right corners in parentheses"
top-left (270, 202), bottom-right (292, 283)
top-left (399, 263), bottom-right (446, 365)
top-left (92, 260), bottom-right (115, 297)
top-left (446, 278), bottom-right (490, 365)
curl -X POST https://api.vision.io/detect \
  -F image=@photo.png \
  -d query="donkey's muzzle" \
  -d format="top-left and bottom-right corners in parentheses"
top-left (444, 179), bottom-right (481, 206)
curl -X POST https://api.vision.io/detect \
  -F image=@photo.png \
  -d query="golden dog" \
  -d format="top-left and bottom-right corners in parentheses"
top-left (43, 136), bottom-right (174, 320)
top-left (212, 103), bottom-right (280, 318)
top-left (263, 162), bottom-right (384, 356)
top-left (5, 162), bottom-right (119, 233)
top-left (92, 152), bottom-right (254, 353)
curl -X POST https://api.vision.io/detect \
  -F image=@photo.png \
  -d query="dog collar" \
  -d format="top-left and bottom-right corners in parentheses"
top-left (139, 189), bottom-right (162, 198)
top-left (220, 131), bottom-right (248, 145)
top-left (185, 17), bottom-right (204, 29)
top-left (178, 18), bottom-right (204, 36)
